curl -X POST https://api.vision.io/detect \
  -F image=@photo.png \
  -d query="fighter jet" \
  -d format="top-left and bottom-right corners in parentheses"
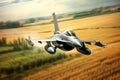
top-left (26, 13), bottom-right (106, 55)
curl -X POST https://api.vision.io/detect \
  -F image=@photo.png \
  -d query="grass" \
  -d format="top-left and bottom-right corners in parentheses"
top-left (2, 54), bottom-right (82, 80)
top-left (0, 46), bottom-right (13, 54)
top-left (0, 38), bottom-right (83, 80)
top-left (0, 38), bottom-right (70, 80)
top-left (0, 37), bottom-right (7, 46)
top-left (0, 47), bottom-right (82, 80)
top-left (0, 47), bottom-right (66, 74)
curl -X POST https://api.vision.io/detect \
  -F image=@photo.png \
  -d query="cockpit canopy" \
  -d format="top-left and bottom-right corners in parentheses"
top-left (64, 30), bottom-right (76, 36)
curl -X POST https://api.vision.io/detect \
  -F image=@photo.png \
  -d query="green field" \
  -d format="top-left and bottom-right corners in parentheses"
top-left (0, 38), bottom-right (73, 80)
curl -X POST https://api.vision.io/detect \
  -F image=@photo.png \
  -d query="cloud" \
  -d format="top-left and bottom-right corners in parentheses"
top-left (0, 0), bottom-right (33, 7)
top-left (0, 0), bottom-right (72, 21)
top-left (0, 0), bottom-right (119, 21)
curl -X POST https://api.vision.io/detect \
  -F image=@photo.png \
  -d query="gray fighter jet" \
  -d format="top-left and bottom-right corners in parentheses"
top-left (26, 13), bottom-right (106, 55)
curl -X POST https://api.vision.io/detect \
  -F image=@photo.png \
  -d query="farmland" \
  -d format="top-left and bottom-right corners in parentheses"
top-left (0, 12), bottom-right (120, 80)
top-left (22, 12), bottom-right (120, 80)
top-left (22, 43), bottom-right (120, 80)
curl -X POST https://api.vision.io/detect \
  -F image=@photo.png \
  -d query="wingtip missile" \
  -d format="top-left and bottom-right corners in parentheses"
top-left (26, 36), bottom-right (34, 46)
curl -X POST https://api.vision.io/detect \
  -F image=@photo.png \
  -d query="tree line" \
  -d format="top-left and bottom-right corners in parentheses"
top-left (0, 21), bottom-right (22, 29)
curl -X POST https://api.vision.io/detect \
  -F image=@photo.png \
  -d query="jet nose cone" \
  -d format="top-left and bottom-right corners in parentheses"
top-left (74, 40), bottom-right (83, 47)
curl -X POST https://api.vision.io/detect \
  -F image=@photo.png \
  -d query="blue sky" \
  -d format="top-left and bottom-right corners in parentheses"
top-left (0, 0), bottom-right (119, 21)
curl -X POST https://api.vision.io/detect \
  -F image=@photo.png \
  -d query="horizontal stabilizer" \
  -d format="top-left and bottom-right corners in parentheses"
top-left (82, 40), bottom-right (106, 47)
top-left (95, 41), bottom-right (106, 47)
top-left (85, 42), bottom-right (91, 45)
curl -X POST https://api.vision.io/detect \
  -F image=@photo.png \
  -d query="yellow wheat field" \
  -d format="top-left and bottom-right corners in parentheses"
top-left (21, 12), bottom-right (120, 80)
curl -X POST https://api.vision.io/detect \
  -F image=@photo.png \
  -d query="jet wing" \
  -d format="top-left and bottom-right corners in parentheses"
top-left (28, 37), bottom-right (55, 44)
top-left (27, 36), bottom-right (70, 45)
top-left (33, 38), bottom-right (56, 42)
top-left (34, 38), bottom-right (70, 43)
top-left (82, 40), bottom-right (106, 47)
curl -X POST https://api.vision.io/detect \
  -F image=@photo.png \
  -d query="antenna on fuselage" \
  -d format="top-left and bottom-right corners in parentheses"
top-left (52, 13), bottom-right (60, 34)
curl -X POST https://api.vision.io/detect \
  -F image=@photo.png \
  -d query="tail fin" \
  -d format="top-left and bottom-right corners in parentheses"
top-left (52, 13), bottom-right (60, 34)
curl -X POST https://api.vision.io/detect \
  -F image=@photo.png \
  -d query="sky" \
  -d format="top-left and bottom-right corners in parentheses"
top-left (0, 0), bottom-right (119, 21)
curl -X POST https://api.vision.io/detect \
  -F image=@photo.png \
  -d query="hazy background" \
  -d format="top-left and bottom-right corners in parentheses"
top-left (0, 0), bottom-right (119, 21)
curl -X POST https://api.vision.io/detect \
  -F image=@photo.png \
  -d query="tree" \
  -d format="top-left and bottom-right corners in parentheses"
top-left (0, 21), bottom-right (22, 29)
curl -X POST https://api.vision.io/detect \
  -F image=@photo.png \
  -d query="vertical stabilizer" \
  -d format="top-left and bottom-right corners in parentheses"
top-left (52, 13), bottom-right (60, 34)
